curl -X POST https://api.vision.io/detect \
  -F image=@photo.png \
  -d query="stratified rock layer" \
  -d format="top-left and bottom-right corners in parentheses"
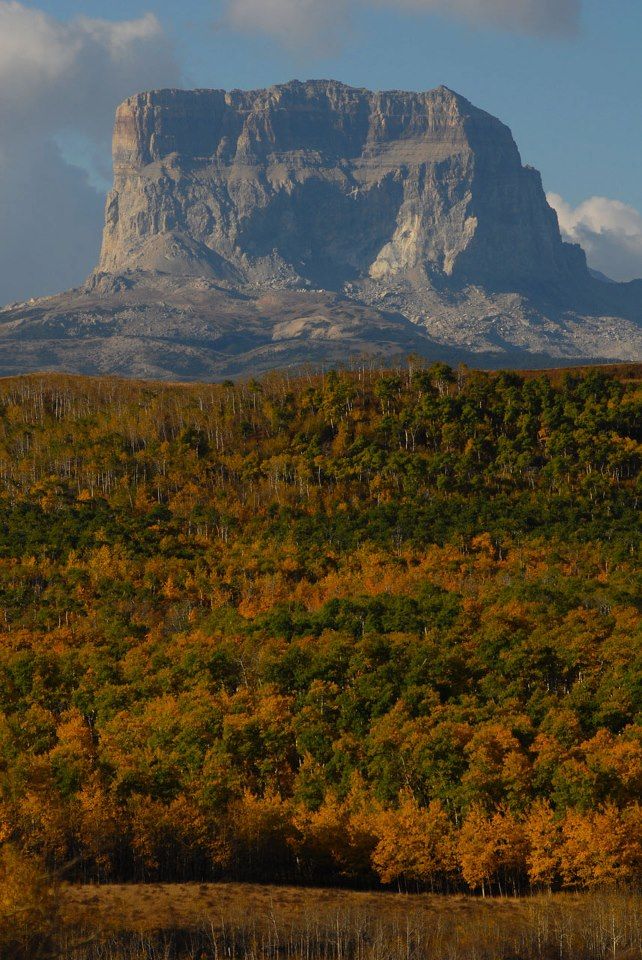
top-left (1, 80), bottom-right (641, 380)
top-left (99, 81), bottom-right (584, 295)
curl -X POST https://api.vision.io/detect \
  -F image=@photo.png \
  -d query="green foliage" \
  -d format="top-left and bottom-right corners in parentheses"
top-left (0, 364), bottom-right (639, 884)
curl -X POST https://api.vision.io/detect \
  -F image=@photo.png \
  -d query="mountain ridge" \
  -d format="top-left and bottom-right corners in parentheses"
top-left (99, 80), bottom-right (584, 290)
top-left (1, 79), bottom-right (640, 380)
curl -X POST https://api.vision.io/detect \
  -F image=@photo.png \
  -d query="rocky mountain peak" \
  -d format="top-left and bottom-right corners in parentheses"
top-left (99, 79), bottom-right (582, 295)
top-left (1, 80), bottom-right (639, 381)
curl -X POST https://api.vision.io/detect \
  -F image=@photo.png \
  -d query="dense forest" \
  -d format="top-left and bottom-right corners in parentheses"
top-left (0, 362), bottom-right (640, 893)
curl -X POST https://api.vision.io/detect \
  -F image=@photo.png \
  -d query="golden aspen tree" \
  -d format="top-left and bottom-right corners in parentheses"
top-left (15, 786), bottom-right (70, 867)
top-left (524, 799), bottom-right (561, 888)
top-left (372, 792), bottom-right (455, 889)
top-left (489, 806), bottom-right (528, 895)
top-left (293, 791), bottom-right (350, 874)
top-left (230, 789), bottom-right (294, 875)
top-left (76, 775), bottom-right (121, 876)
top-left (559, 804), bottom-right (640, 888)
top-left (457, 806), bottom-right (498, 896)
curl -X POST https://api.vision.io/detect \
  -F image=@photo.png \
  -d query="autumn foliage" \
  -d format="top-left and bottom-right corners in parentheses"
top-left (0, 364), bottom-right (639, 890)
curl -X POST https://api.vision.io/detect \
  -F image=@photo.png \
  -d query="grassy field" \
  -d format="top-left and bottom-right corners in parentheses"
top-left (52, 882), bottom-right (642, 960)
top-left (61, 881), bottom-right (531, 932)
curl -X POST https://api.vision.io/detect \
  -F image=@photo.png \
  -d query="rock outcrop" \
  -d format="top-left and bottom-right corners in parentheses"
top-left (1, 80), bottom-right (640, 380)
top-left (98, 81), bottom-right (585, 294)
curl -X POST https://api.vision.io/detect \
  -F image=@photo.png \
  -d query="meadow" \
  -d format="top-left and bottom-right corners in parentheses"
top-left (11, 880), bottom-right (642, 960)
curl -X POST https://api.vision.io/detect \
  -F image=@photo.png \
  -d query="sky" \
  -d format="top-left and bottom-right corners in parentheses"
top-left (0, 0), bottom-right (641, 304)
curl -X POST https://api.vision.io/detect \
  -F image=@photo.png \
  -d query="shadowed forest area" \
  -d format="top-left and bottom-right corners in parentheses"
top-left (0, 361), bottom-right (640, 940)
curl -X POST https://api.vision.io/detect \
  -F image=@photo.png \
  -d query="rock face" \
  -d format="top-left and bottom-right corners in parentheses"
top-left (1, 79), bottom-right (641, 380)
top-left (98, 81), bottom-right (584, 294)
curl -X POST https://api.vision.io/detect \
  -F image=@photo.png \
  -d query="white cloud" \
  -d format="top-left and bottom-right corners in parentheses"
top-left (224, 0), bottom-right (581, 50)
top-left (548, 193), bottom-right (642, 283)
top-left (387, 0), bottom-right (580, 37)
top-left (227, 0), bottom-right (350, 52)
top-left (0, 3), bottom-right (178, 305)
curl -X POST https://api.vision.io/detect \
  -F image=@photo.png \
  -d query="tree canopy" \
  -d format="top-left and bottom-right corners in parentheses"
top-left (0, 363), bottom-right (640, 889)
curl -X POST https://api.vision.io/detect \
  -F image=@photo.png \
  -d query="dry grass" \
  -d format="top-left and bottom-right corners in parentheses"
top-left (54, 883), bottom-right (642, 960)
top-left (61, 882), bottom-right (528, 934)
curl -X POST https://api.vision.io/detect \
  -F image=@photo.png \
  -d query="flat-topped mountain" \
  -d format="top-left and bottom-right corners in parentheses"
top-left (99, 82), bottom-right (581, 290)
top-left (1, 80), bottom-right (640, 379)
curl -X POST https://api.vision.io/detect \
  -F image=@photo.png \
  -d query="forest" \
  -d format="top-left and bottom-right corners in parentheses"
top-left (0, 361), bottom-right (640, 895)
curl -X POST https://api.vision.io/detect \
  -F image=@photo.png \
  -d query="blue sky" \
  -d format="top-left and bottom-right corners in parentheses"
top-left (1, 0), bottom-right (640, 303)
top-left (39, 0), bottom-right (642, 209)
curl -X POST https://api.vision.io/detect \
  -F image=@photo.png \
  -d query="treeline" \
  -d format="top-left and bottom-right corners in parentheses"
top-left (0, 363), bottom-right (640, 890)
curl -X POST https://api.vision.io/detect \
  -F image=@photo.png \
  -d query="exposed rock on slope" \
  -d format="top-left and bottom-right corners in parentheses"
top-left (100, 82), bottom-right (580, 292)
top-left (1, 80), bottom-right (640, 379)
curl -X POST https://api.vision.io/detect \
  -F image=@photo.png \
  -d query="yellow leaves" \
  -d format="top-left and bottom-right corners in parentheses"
top-left (168, 482), bottom-right (204, 518)
top-left (0, 805), bottom-right (12, 845)
top-left (479, 598), bottom-right (532, 635)
top-left (86, 543), bottom-right (133, 584)
top-left (331, 421), bottom-right (352, 456)
top-left (55, 708), bottom-right (93, 754)
top-left (532, 726), bottom-right (642, 810)
top-left (133, 485), bottom-right (156, 513)
top-left (14, 788), bottom-right (69, 863)
top-left (293, 794), bottom-right (349, 868)
top-left (127, 795), bottom-right (165, 872)
top-left (462, 723), bottom-right (532, 809)
top-left (457, 806), bottom-right (497, 893)
top-left (559, 804), bottom-right (642, 888)
top-left (524, 800), bottom-right (560, 887)
top-left (254, 688), bottom-right (295, 729)
top-left (34, 480), bottom-right (64, 513)
top-left (47, 708), bottom-right (95, 797)
top-left (582, 729), bottom-right (642, 798)
top-left (128, 794), bottom-right (227, 873)
top-left (457, 806), bottom-right (526, 894)
top-left (293, 779), bottom-right (378, 879)
top-left (162, 574), bottom-right (182, 601)
top-left (291, 544), bottom-right (457, 611)
top-left (230, 789), bottom-right (293, 851)
top-left (207, 582), bottom-right (233, 610)
top-left (0, 368), bottom-right (638, 892)
top-left (76, 776), bottom-right (120, 875)
top-left (368, 473), bottom-right (396, 504)
top-left (281, 553), bottom-right (301, 575)
top-left (372, 793), bottom-right (455, 886)
top-left (471, 532), bottom-right (496, 558)
top-left (237, 578), bottom-right (287, 619)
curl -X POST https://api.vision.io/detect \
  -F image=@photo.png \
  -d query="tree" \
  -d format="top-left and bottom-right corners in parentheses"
top-left (457, 805), bottom-right (526, 895)
top-left (372, 792), bottom-right (455, 890)
top-left (524, 799), bottom-right (560, 889)
top-left (560, 804), bottom-right (642, 888)
top-left (457, 806), bottom-right (498, 896)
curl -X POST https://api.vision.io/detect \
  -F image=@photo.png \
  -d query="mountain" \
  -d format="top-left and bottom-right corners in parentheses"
top-left (1, 80), bottom-right (640, 379)
top-left (100, 82), bottom-right (577, 288)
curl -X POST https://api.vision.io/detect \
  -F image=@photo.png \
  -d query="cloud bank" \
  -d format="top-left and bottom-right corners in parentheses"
top-left (226, 0), bottom-right (351, 53)
top-left (225, 0), bottom-right (581, 49)
top-left (395, 0), bottom-right (580, 37)
top-left (0, 3), bottom-right (178, 305)
top-left (548, 193), bottom-right (642, 282)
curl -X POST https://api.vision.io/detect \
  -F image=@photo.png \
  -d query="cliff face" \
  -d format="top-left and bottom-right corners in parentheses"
top-left (98, 81), bottom-right (585, 294)
top-left (2, 80), bottom-right (640, 381)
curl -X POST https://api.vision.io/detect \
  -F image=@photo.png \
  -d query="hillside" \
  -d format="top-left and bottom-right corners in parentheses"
top-left (0, 362), bottom-right (640, 891)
